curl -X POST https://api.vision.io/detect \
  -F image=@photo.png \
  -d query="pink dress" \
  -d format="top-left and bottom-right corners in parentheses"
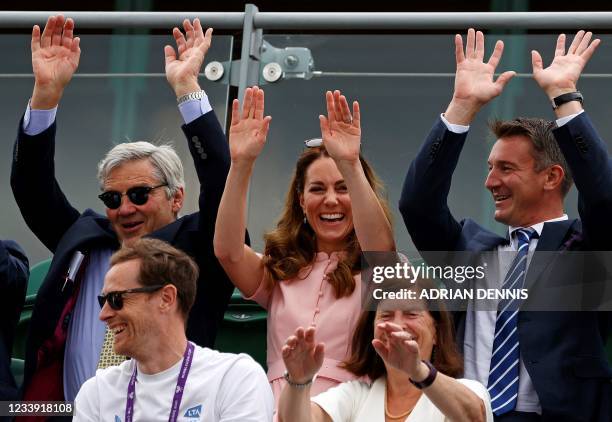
top-left (245, 251), bottom-right (362, 402)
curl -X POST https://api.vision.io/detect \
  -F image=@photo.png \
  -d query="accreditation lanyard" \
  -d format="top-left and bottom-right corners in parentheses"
top-left (125, 342), bottom-right (195, 422)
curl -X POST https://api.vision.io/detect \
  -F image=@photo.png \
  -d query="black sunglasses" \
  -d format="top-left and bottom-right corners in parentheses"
top-left (98, 184), bottom-right (168, 209)
top-left (97, 285), bottom-right (165, 310)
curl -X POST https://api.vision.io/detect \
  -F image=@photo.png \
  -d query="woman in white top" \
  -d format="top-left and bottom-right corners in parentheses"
top-left (278, 279), bottom-right (493, 422)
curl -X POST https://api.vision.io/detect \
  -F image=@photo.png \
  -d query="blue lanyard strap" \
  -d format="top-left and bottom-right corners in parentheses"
top-left (125, 342), bottom-right (195, 422)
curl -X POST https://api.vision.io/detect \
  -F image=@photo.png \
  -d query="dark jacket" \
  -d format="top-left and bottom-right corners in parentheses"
top-left (0, 240), bottom-right (28, 401)
top-left (400, 112), bottom-right (612, 421)
top-left (10, 111), bottom-right (240, 397)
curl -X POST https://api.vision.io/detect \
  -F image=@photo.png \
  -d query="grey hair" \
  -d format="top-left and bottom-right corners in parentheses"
top-left (97, 141), bottom-right (185, 198)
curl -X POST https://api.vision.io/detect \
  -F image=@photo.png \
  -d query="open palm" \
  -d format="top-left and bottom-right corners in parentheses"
top-left (228, 86), bottom-right (271, 163)
top-left (532, 31), bottom-right (600, 97)
top-left (31, 15), bottom-right (80, 90)
top-left (320, 90), bottom-right (361, 164)
top-left (452, 29), bottom-right (514, 106)
top-left (164, 18), bottom-right (212, 95)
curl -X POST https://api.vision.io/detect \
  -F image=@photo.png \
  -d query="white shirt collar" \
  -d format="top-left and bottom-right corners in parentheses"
top-left (507, 214), bottom-right (568, 248)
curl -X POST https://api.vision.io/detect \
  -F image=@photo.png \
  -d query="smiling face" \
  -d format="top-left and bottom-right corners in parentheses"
top-left (374, 305), bottom-right (437, 362)
top-left (299, 156), bottom-right (354, 253)
top-left (103, 159), bottom-right (184, 246)
top-left (485, 135), bottom-right (556, 227)
top-left (99, 259), bottom-right (159, 359)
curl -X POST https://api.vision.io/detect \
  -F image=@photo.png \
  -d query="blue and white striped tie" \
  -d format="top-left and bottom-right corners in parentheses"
top-left (488, 227), bottom-right (538, 416)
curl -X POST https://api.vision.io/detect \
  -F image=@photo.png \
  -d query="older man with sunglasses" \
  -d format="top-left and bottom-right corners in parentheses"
top-left (73, 239), bottom-right (272, 421)
top-left (10, 15), bottom-right (239, 407)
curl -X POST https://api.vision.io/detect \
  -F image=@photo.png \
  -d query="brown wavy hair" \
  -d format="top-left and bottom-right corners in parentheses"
top-left (262, 146), bottom-right (392, 298)
top-left (342, 277), bottom-right (463, 380)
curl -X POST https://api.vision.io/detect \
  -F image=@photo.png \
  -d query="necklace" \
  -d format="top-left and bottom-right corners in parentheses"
top-left (384, 383), bottom-right (415, 420)
top-left (384, 403), bottom-right (413, 420)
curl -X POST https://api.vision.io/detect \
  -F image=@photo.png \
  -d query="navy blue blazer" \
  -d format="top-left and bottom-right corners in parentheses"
top-left (0, 240), bottom-right (28, 402)
top-left (400, 112), bottom-right (612, 421)
top-left (10, 111), bottom-right (240, 398)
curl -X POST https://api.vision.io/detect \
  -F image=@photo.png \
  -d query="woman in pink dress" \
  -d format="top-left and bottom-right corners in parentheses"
top-left (214, 86), bottom-right (395, 403)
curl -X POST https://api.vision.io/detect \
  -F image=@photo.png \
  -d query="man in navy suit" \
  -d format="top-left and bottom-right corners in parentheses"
top-left (0, 240), bottom-right (28, 403)
top-left (400, 29), bottom-right (612, 421)
top-left (10, 15), bottom-right (237, 405)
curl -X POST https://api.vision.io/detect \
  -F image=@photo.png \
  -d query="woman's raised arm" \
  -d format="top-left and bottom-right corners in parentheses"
top-left (213, 86), bottom-right (271, 297)
top-left (320, 90), bottom-right (395, 252)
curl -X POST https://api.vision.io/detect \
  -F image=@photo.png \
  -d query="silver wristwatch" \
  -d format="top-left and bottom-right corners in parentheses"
top-left (177, 90), bottom-right (205, 105)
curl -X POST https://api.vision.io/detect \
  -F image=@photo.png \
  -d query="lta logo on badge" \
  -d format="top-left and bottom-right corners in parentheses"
top-left (184, 404), bottom-right (202, 418)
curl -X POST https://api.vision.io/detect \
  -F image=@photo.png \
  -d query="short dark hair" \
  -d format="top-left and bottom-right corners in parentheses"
top-left (490, 117), bottom-right (573, 196)
top-left (110, 238), bottom-right (198, 321)
top-left (341, 278), bottom-right (463, 381)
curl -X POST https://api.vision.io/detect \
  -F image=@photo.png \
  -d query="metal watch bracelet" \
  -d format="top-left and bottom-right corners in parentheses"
top-left (283, 370), bottom-right (313, 388)
top-left (177, 90), bottom-right (205, 105)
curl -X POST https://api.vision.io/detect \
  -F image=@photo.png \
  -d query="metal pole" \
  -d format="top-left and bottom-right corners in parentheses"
top-left (0, 11), bottom-right (244, 29)
top-left (254, 12), bottom-right (612, 30)
top-left (2, 72), bottom-right (612, 79)
top-left (2, 11), bottom-right (612, 30)
top-left (237, 4), bottom-right (263, 105)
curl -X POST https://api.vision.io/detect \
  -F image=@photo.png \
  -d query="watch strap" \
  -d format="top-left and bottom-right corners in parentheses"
top-left (409, 360), bottom-right (437, 389)
top-left (552, 91), bottom-right (583, 109)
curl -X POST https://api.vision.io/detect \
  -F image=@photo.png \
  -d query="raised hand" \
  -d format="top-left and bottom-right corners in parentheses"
top-left (445, 28), bottom-right (515, 125)
top-left (532, 30), bottom-right (600, 99)
top-left (372, 321), bottom-right (423, 380)
top-left (31, 15), bottom-right (81, 109)
top-left (281, 326), bottom-right (325, 385)
top-left (228, 86), bottom-right (272, 164)
top-left (164, 18), bottom-right (212, 97)
top-left (319, 90), bottom-right (361, 164)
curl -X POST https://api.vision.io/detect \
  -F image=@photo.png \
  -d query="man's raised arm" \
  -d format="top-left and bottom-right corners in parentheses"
top-left (11, 15), bottom-right (81, 253)
top-left (400, 29), bottom-right (515, 252)
top-left (164, 19), bottom-right (231, 238)
top-left (532, 31), bottom-right (612, 248)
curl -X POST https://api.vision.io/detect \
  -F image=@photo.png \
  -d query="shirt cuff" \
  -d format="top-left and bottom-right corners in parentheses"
top-left (440, 113), bottom-right (470, 134)
top-left (23, 100), bottom-right (57, 136)
top-left (555, 110), bottom-right (584, 127)
top-left (178, 93), bottom-right (212, 124)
